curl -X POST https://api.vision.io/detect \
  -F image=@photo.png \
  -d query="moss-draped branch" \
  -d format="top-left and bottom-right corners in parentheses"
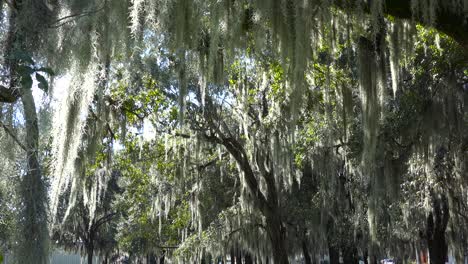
top-left (336, 0), bottom-right (468, 50)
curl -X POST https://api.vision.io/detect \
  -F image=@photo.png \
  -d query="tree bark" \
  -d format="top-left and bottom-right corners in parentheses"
top-left (329, 244), bottom-right (340, 264)
top-left (427, 196), bottom-right (449, 264)
top-left (87, 240), bottom-right (94, 264)
top-left (341, 243), bottom-right (359, 264)
top-left (19, 88), bottom-right (49, 264)
top-left (367, 253), bottom-right (378, 264)
top-left (0, 85), bottom-right (20, 103)
top-left (334, 0), bottom-right (468, 51)
top-left (230, 248), bottom-right (236, 264)
top-left (2, 1), bottom-right (50, 263)
top-left (214, 136), bottom-right (289, 264)
top-left (302, 239), bottom-right (312, 264)
top-left (363, 250), bottom-right (369, 264)
top-left (266, 217), bottom-right (288, 264)
top-left (245, 253), bottom-right (254, 264)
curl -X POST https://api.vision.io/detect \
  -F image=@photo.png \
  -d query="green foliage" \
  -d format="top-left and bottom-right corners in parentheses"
top-left (35, 73), bottom-right (48, 93)
top-left (2, 1), bottom-right (467, 263)
top-left (10, 52), bottom-right (55, 92)
top-left (0, 184), bottom-right (16, 251)
top-left (111, 74), bottom-right (167, 125)
top-left (269, 62), bottom-right (284, 97)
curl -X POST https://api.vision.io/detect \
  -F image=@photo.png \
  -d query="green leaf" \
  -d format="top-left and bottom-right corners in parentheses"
top-left (35, 73), bottom-right (48, 93)
top-left (21, 75), bottom-right (33, 89)
top-left (17, 65), bottom-right (35, 76)
top-left (36, 67), bottom-right (55, 76)
top-left (8, 51), bottom-right (35, 65)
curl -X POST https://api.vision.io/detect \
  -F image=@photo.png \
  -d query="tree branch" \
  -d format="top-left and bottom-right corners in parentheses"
top-left (91, 212), bottom-right (117, 233)
top-left (227, 223), bottom-right (267, 243)
top-left (3, 0), bottom-right (16, 10)
top-left (0, 120), bottom-right (27, 151)
top-left (335, 0), bottom-right (468, 51)
top-left (200, 96), bottom-right (273, 216)
top-left (222, 137), bottom-right (271, 214)
top-left (49, 4), bottom-right (106, 28)
top-left (89, 108), bottom-right (116, 140)
top-left (0, 85), bottom-right (20, 103)
top-left (195, 152), bottom-right (229, 173)
top-left (158, 245), bottom-right (179, 249)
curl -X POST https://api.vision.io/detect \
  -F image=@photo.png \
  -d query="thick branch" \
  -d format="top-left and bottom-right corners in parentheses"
top-left (91, 212), bottom-right (117, 233)
top-left (197, 152), bottom-right (228, 173)
top-left (0, 85), bottom-right (20, 103)
top-left (336, 0), bottom-right (468, 50)
top-left (49, 4), bottom-right (106, 28)
top-left (222, 137), bottom-right (271, 215)
top-left (202, 131), bottom-right (271, 215)
top-left (383, 0), bottom-right (468, 50)
top-left (227, 223), bottom-right (267, 243)
top-left (201, 97), bottom-right (272, 217)
top-left (0, 120), bottom-right (27, 151)
top-left (255, 147), bottom-right (278, 207)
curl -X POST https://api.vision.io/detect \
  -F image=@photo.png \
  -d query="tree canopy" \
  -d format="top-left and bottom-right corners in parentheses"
top-left (0, 0), bottom-right (467, 264)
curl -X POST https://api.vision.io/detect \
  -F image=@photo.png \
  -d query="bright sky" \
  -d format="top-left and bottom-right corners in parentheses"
top-left (32, 74), bottom-right (71, 111)
top-left (32, 73), bottom-right (157, 154)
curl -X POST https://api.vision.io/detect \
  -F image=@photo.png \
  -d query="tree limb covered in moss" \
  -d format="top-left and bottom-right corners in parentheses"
top-left (336, 0), bottom-right (468, 50)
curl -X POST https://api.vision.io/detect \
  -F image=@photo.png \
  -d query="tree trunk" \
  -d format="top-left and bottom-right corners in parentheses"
top-left (367, 254), bottom-right (378, 264)
top-left (362, 250), bottom-right (368, 264)
top-left (266, 215), bottom-right (289, 264)
top-left (218, 137), bottom-right (289, 264)
top-left (230, 248), bottom-right (235, 264)
top-left (236, 249), bottom-right (242, 264)
top-left (427, 196), bottom-right (449, 264)
top-left (19, 87), bottom-right (49, 264)
top-left (83, 232), bottom-right (94, 264)
top-left (2, 2), bottom-right (49, 263)
top-left (245, 253), bottom-right (254, 264)
top-left (329, 244), bottom-right (340, 264)
top-left (200, 253), bottom-right (209, 264)
top-left (87, 236), bottom-right (94, 264)
top-left (302, 239), bottom-right (312, 264)
top-left (341, 243), bottom-right (359, 264)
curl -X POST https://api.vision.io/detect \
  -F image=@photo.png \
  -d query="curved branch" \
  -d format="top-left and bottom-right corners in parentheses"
top-left (90, 212), bottom-right (117, 233)
top-left (222, 137), bottom-right (271, 214)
